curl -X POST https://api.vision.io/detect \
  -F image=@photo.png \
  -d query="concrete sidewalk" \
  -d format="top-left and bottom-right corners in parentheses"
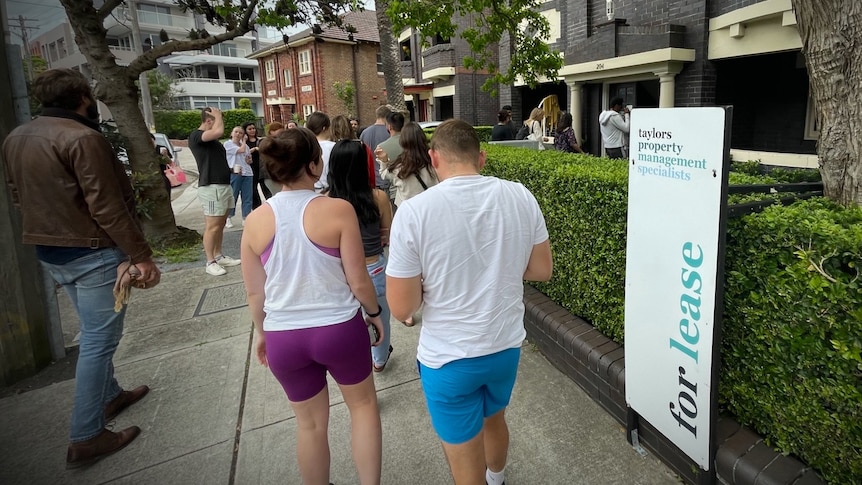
top-left (0, 149), bottom-right (681, 484)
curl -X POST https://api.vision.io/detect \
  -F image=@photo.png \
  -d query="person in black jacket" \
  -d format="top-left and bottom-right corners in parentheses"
top-left (491, 109), bottom-right (514, 141)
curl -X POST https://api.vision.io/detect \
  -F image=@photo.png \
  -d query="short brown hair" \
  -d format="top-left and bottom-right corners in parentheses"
top-left (375, 105), bottom-right (391, 120)
top-left (267, 122), bottom-right (284, 135)
top-left (259, 127), bottom-right (321, 184)
top-left (429, 119), bottom-right (479, 163)
top-left (305, 111), bottom-right (330, 137)
top-left (200, 107), bottom-right (215, 123)
top-left (32, 68), bottom-right (92, 110)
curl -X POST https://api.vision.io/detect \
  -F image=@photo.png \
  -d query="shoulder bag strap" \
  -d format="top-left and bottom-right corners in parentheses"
top-left (414, 173), bottom-right (429, 190)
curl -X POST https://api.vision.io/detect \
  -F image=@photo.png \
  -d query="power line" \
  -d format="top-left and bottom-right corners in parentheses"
top-left (6, 0), bottom-right (65, 8)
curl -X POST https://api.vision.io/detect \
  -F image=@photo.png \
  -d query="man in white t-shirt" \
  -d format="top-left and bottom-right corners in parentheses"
top-left (387, 119), bottom-right (553, 485)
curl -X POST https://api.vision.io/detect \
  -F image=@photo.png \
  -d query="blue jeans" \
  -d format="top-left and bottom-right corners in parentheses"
top-left (368, 254), bottom-right (392, 367)
top-left (41, 247), bottom-right (127, 442)
top-left (229, 174), bottom-right (254, 219)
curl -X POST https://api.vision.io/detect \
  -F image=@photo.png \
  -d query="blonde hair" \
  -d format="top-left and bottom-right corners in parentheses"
top-left (528, 108), bottom-right (544, 122)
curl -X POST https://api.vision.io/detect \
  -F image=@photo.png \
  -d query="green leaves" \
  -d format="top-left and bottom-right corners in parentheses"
top-left (484, 148), bottom-right (862, 484)
top-left (386, 0), bottom-right (562, 94)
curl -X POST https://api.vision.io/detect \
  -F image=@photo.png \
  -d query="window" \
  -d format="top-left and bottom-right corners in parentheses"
top-left (194, 64), bottom-right (219, 80)
top-left (399, 39), bottom-right (411, 61)
top-left (265, 60), bottom-right (275, 81)
top-left (107, 36), bottom-right (132, 50)
top-left (283, 69), bottom-right (292, 87)
top-left (303, 104), bottom-right (316, 118)
top-left (376, 51), bottom-right (383, 74)
top-left (224, 66), bottom-right (254, 81)
top-left (431, 34), bottom-right (450, 46)
top-left (190, 96), bottom-right (235, 111)
top-left (298, 50), bottom-right (311, 75)
top-left (804, 96), bottom-right (820, 141)
top-left (141, 33), bottom-right (163, 51)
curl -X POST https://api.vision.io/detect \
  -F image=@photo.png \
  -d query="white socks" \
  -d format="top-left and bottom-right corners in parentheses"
top-left (486, 467), bottom-right (506, 485)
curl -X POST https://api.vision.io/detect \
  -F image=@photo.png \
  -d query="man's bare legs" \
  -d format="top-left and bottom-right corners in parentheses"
top-left (338, 374), bottom-right (382, 485)
top-left (483, 409), bottom-right (509, 483)
top-left (203, 214), bottom-right (227, 261)
top-left (289, 386), bottom-right (332, 485)
top-left (440, 408), bottom-right (510, 485)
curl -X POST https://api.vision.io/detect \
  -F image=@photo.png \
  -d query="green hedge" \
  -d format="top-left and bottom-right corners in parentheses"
top-left (154, 109), bottom-right (258, 139)
top-left (722, 199), bottom-right (861, 483)
top-left (481, 145), bottom-right (861, 484)
top-left (424, 125), bottom-right (493, 142)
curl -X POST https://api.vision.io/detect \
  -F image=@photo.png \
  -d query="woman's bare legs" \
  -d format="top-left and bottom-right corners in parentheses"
top-left (289, 386), bottom-right (332, 485)
top-left (338, 374), bottom-right (382, 485)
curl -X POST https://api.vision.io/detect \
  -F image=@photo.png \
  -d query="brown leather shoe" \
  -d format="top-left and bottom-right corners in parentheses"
top-left (66, 427), bottom-right (141, 469)
top-left (104, 385), bottom-right (150, 421)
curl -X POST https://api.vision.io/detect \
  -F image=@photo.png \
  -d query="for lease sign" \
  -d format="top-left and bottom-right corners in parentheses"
top-left (624, 107), bottom-right (728, 470)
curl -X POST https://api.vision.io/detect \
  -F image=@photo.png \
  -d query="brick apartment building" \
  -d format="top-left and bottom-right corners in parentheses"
top-left (499, 0), bottom-right (816, 167)
top-left (398, 20), bottom-right (501, 126)
top-left (249, 10), bottom-right (386, 127)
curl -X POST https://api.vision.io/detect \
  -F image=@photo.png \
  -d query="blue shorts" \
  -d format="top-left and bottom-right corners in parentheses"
top-left (418, 347), bottom-right (521, 444)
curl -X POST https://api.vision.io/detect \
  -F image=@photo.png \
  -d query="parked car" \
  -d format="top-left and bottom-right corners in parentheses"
top-left (418, 120), bottom-right (443, 129)
top-left (153, 133), bottom-right (182, 159)
top-left (116, 133), bottom-right (182, 176)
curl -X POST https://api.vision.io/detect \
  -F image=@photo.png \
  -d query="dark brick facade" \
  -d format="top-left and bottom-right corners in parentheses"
top-left (402, 14), bottom-right (500, 124)
top-left (500, 0), bottom-right (809, 156)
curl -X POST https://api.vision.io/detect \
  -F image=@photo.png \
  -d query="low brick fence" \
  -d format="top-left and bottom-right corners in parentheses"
top-left (522, 285), bottom-right (825, 485)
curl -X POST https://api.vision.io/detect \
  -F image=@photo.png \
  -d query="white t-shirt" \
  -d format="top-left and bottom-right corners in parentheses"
top-left (387, 175), bottom-right (549, 368)
top-left (316, 139), bottom-right (336, 189)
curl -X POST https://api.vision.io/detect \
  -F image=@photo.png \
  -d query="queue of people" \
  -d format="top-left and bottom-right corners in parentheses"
top-left (5, 69), bottom-right (555, 485)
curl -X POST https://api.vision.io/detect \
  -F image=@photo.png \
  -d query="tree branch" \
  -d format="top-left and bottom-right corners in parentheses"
top-left (97, 0), bottom-right (124, 21)
top-left (125, 0), bottom-right (258, 78)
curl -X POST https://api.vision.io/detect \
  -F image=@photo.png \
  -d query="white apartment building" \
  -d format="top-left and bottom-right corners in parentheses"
top-left (28, 0), bottom-right (276, 116)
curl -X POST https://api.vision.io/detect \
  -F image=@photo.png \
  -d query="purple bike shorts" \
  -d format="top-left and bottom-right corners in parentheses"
top-left (265, 310), bottom-right (372, 402)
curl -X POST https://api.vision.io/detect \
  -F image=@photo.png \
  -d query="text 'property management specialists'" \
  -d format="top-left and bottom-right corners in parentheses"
top-left (634, 128), bottom-right (708, 181)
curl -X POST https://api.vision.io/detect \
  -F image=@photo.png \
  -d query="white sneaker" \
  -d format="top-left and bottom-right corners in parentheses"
top-left (225, 218), bottom-right (234, 228)
top-left (206, 262), bottom-right (227, 276)
top-left (215, 255), bottom-right (241, 267)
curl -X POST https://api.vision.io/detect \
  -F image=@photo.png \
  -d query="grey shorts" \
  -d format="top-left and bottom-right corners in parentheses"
top-left (198, 184), bottom-right (234, 216)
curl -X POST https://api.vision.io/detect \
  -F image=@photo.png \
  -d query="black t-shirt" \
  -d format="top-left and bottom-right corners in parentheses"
top-left (188, 129), bottom-right (230, 186)
top-left (491, 124), bottom-right (514, 141)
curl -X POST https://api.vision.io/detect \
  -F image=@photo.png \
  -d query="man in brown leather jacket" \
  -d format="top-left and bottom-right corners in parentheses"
top-left (2, 69), bottom-right (161, 469)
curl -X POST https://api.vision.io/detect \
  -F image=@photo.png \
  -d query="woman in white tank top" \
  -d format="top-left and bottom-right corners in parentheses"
top-left (241, 127), bottom-right (384, 485)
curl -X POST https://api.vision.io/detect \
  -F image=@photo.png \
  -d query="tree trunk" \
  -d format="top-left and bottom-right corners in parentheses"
top-left (375, 0), bottom-right (408, 114)
top-left (102, 76), bottom-right (178, 237)
top-left (59, 0), bottom-right (178, 237)
top-left (792, 0), bottom-right (862, 207)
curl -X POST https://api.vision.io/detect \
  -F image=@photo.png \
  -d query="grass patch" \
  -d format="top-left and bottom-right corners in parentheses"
top-left (149, 226), bottom-right (202, 263)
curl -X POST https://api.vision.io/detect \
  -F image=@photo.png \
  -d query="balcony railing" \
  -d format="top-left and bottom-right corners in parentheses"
top-left (135, 10), bottom-right (194, 30)
top-left (176, 77), bottom-right (261, 94)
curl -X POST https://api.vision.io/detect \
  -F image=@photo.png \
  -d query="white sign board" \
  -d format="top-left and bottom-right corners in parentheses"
top-left (624, 107), bottom-right (728, 470)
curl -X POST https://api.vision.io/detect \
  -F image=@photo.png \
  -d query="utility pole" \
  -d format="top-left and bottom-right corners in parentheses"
top-left (127, 0), bottom-right (154, 131)
top-left (18, 16), bottom-right (34, 80)
top-left (7, 16), bottom-right (38, 80)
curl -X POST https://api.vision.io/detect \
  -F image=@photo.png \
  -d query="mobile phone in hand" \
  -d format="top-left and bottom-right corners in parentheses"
top-left (368, 323), bottom-right (379, 344)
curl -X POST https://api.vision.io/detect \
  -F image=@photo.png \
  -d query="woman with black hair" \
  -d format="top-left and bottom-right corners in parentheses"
top-left (327, 139), bottom-right (394, 372)
top-left (554, 112), bottom-right (584, 153)
top-left (242, 121), bottom-right (270, 205)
